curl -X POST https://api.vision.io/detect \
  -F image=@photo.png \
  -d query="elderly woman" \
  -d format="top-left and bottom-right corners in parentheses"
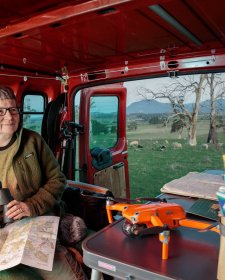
top-left (0, 86), bottom-right (86, 280)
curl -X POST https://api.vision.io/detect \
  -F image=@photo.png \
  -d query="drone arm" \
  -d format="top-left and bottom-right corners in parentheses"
top-left (150, 215), bottom-right (164, 227)
top-left (106, 203), bottom-right (129, 224)
top-left (106, 206), bottom-right (114, 223)
top-left (179, 219), bottom-right (219, 234)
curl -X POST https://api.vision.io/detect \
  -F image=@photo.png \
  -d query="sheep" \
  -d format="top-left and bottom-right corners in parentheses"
top-left (202, 143), bottom-right (208, 149)
top-left (159, 145), bottom-right (166, 151)
top-left (172, 142), bottom-right (182, 149)
top-left (130, 140), bottom-right (139, 147)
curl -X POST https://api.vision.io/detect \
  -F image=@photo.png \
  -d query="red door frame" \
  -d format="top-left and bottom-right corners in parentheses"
top-left (78, 85), bottom-right (130, 197)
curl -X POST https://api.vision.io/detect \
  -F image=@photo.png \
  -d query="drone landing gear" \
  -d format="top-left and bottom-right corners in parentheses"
top-left (159, 230), bottom-right (170, 260)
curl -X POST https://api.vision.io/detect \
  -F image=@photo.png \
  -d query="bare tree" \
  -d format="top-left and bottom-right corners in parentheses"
top-left (187, 74), bottom-right (206, 146)
top-left (206, 73), bottom-right (225, 144)
top-left (138, 74), bottom-right (207, 146)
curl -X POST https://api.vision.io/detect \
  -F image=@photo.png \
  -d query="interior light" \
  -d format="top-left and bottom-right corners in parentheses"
top-left (149, 5), bottom-right (202, 46)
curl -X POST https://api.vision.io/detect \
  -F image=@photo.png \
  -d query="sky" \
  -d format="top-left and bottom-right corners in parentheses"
top-left (125, 77), bottom-right (172, 106)
top-left (124, 73), bottom-right (225, 106)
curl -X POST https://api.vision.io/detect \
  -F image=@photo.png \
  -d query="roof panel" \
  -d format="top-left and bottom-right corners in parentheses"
top-left (0, 0), bottom-right (225, 76)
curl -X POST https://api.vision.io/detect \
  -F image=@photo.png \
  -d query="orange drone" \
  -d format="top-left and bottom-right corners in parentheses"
top-left (105, 197), bottom-right (220, 260)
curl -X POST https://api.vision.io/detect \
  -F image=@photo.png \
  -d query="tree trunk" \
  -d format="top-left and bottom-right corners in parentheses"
top-left (207, 74), bottom-right (218, 144)
top-left (189, 120), bottom-right (197, 146)
top-left (188, 74), bottom-right (206, 146)
top-left (207, 119), bottom-right (218, 144)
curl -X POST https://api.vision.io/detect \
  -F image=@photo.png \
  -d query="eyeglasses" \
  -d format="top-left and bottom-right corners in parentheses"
top-left (0, 107), bottom-right (20, 116)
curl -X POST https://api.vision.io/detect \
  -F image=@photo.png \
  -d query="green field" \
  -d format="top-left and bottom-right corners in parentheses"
top-left (127, 120), bottom-right (225, 198)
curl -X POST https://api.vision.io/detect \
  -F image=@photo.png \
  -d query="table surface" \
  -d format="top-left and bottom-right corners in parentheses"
top-left (83, 195), bottom-right (220, 280)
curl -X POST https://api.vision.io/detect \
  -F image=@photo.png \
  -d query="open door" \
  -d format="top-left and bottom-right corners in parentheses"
top-left (78, 84), bottom-right (130, 199)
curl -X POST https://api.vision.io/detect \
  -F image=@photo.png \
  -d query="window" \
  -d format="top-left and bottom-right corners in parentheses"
top-left (22, 94), bottom-right (45, 134)
top-left (90, 96), bottom-right (118, 149)
top-left (124, 73), bottom-right (225, 198)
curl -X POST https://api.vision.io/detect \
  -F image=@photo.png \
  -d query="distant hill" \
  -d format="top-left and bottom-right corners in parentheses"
top-left (126, 100), bottom-right (172, 114)
top-left (199, 99), bottom-right (225, 113)
top-left (126, 99), bottom-right (225, 115)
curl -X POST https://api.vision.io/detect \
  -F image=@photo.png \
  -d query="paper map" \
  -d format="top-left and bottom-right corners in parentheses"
top-left (0, 216), bottom-right (59, 271)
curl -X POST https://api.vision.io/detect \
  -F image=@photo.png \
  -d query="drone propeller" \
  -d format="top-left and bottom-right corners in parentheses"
top-left (80, 193), bottom-right (138, 203)
top-left (113, 197), bottom-right (165, 203)
top-left (80, 190), bottom-right (163, 203)
top-left (114, 196), bottom-right (183, 203)
top-left (134, 196), bottom-right (189, 203)
top-left (80, 189), bottom-right (182, 204)
top-left (135, 197), bottom-right (167, 202)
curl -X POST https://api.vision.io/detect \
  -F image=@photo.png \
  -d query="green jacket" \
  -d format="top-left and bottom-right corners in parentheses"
top-left (12, 128), bottom-right (66, 217)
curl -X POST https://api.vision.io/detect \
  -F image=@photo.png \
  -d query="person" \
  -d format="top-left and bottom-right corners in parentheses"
top-left (0, 86), bottom-right (86, 280)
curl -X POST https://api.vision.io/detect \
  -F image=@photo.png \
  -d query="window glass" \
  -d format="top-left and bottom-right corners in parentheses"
top-left (90, 96), bottom-right (118, 149)
top-left (22, 95), bottom-right (45, 134)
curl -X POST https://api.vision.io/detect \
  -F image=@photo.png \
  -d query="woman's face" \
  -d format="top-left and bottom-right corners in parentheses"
top-left (0, 99), bottom-right (20, 137)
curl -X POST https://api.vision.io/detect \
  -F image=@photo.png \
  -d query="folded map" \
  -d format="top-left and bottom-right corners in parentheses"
top-left (0, 215), bottom-right (59, 271)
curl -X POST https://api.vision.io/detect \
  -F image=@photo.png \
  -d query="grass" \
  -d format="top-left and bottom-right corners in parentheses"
top-left (127, 121), bottom-right (225, 198)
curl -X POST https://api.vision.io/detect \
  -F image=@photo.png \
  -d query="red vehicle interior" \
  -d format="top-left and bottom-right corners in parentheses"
top-left (0, 2), bottom-right (224, 276)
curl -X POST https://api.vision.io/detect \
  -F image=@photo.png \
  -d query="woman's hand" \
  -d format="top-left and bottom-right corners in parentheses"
top-left (5, 200), bottom-right (31, 220)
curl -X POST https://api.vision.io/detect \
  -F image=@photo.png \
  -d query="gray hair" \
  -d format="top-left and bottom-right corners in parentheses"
top-left (0, 86), bottom-right (16, 100)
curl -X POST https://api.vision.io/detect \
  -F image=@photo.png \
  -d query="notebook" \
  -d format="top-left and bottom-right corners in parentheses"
top-left (187, 198), bottom-right (219, 221)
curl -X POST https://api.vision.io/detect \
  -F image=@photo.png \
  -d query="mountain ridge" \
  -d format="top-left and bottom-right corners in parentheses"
top-left (126, 99), bottom-right (225, 114)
